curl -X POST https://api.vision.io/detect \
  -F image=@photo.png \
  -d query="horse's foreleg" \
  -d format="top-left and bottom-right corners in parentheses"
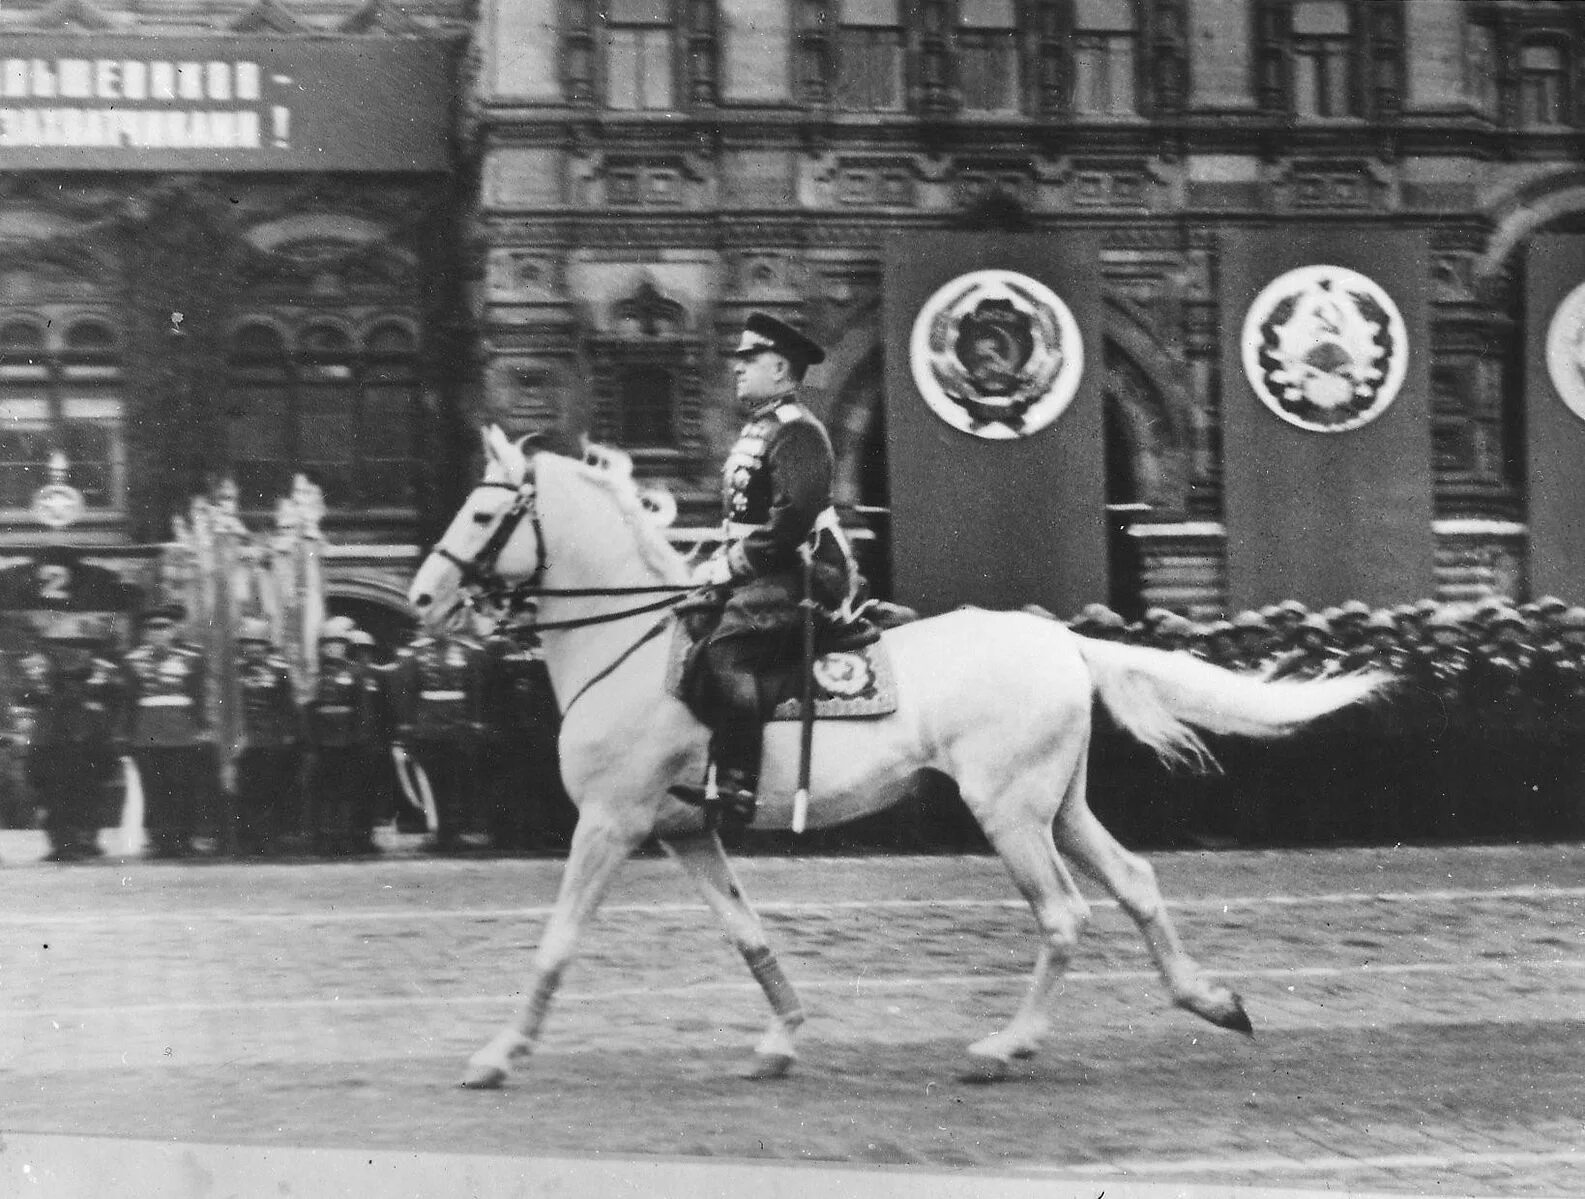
top-left (966, 798), bottom-right (1091, 1082)
top-left (661, 830), bottom-right (805, 1079)
top-left (461, 812), bottom-right (646, 1089)
top-left (1054, 798), bottom-right (1252, 1035)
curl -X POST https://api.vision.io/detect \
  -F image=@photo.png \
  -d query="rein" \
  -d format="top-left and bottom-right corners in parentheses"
top-left (432, 470), bottom-right (700, 715)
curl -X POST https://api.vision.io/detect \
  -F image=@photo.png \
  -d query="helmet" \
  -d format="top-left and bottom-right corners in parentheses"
top-left (1077, 602), bottom-right (1119, 625)
top-left (1338, 600), bottom-right (1371, 621)
top-left (1157, 613), bottom-right (1194, 638)
top-left (319, 615), bottom-right (357, 643)
top-left (1427, 608), bottom-right (1465, 631)
top-left (238, 617), bottom-right (273, 644)
top-left (1278, 599), bottom-right (1309, 618)
top-left (1365, 609), bottom-right (1398, 632)
top-left (1559, 606), bottom-right (1585, 631)
top-left (1142, 606), bottom-right (1173, 627)
top-left (1489, 608), bottom-right (1529, 631)
top-left (1231, 610), bottom-right (1266, 631)
top-left (1206, 620), bottom-right (1235, 637)
top-left (1414, 598), bottom-right (1439, 616)
top-left (1536, 595), bottom-right (1568, 614)
top-left (348, 629), bottom-right (376, 648)
top-left (1299, 613), bottom-right (1332, 634)
top-left (1258, 604), bottom-right (1282, 622)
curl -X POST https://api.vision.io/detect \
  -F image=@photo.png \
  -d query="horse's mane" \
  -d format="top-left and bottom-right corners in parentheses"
top-left (533, 447), bottom-right (689, 585)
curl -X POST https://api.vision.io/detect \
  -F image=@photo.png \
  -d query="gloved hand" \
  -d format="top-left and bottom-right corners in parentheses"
top-left (689, 556), bottom-right (733, 587)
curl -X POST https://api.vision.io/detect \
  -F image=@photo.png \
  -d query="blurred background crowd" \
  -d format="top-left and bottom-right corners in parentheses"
top-left (3, 592), bottom-right (1582, 863)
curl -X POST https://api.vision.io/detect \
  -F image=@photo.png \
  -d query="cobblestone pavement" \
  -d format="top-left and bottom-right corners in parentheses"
top-left (1, 837), bottom-right (1582, 1195)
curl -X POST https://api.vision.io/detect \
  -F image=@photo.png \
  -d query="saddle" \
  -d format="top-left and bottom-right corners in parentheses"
top-left (666, 601), bottom-right (916, 722)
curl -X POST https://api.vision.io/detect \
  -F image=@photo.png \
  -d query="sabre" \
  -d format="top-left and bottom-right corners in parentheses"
top-left (391, 744), bottom-right (438, 832)
top-left (117, 755), bottom-right (145, 856)
top-left (793, 543), bottom-right (816, 835)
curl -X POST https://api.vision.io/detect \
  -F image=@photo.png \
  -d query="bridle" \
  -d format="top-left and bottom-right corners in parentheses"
top-left (427, 471), bottom-right (696, 714)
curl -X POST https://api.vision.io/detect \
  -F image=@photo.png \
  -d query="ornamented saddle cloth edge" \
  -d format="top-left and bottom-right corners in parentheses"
top-left (664, 625), bottom-right (898, 721)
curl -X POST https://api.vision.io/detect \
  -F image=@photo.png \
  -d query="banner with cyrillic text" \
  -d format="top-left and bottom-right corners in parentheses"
top-left (0, 35), bottom-right (453, 171)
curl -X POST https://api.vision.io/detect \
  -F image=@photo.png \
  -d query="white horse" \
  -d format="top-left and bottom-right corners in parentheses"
top-left (408, 427), bottom-right (1389, 1089)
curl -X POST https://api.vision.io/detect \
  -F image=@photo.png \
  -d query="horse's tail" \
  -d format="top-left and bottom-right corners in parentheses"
top-left (1073, 636), bottom-right (1392, 771)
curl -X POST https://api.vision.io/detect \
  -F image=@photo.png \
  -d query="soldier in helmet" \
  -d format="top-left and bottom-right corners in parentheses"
top-left (1468, 607), bottom-right (1542, 838)
top-left (1405, 606), bottom-right (1475, 841)
top-left (234, 618), bottom-right (300, 856)
top-left (304, 616), bottom-right (382, 856)
top-left (391, 627), bottom-right (488, 852)
top-left (1537, 605), bottom-right (1585, 837)
top-left (481, 628), bottom-right (575, 854)
top-left (1264, 613), bottom-right (1342, 681)
top-left (119, 603), bottom-right (210, 858)
top-left (1227, 610), bottom-right (1274, 673)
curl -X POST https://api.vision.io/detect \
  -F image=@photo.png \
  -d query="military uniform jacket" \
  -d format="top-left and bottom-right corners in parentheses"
top-left (121, 643), bottom-right (208, 749)
top-left (482, 640), bottom-right (556, 745)
top-left (237, 652), bottom-right (299, 749)
top-left (1406, 643), bottom-right (1473, 731)
top-left (713, 394), bottom-right (853, 630)
top-left (391, 637), bottom-right (485, 744)
top-left (305, 660), bottom-right (381, 749)
top-left (1469, 642), bottom-right (1541, 734)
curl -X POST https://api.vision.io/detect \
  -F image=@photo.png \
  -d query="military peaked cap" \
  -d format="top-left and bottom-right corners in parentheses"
top-left (144, 602), bottom-right (186, 627)
top-left (238, 617), bottom-right (273, 643)
top-left (319, 615), bottom-right (358, 643)
top-left (729, 312), bottom-right (826, 370)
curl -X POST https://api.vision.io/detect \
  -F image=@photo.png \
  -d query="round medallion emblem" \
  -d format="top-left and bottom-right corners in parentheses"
top-left (1545, 280), bottom-right (1585, 422)
top-left (908, 269), bottom-right (1084, 440)
top-left (1239, 264), bottom-right (1409, 433)
top-left (30, 482), bottom-right (85, 529)
top-left (812, 651), bottom-right (873, 698)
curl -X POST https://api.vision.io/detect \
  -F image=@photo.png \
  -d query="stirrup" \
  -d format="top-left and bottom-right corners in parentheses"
top-left (668, 782), bottom-right (757, 827)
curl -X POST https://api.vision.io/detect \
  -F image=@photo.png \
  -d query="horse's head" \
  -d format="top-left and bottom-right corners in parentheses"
top-left (408, 425), bottom-right (539, 631)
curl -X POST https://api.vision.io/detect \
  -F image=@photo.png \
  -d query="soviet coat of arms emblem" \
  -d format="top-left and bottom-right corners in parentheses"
top-left (909, 269), bottom-right (1083, 439)
top-left (1545, 280), bottom-right (1585, 423)
top-left (1240, 264), bottom-right (1409, 433)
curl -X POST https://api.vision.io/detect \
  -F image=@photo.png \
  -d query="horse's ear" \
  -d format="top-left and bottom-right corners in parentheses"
top-left (481, 424), bottom-right (528, 482)
top-left (637, 486), bottom-right (678, 528)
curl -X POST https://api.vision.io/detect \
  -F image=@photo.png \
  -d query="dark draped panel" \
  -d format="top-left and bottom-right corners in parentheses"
top-left (1527, 235), bottom-right (1585, 600)
top-left (1220, 227), bottom-right (1434, 609)
top-left (883, 233), bottom-right (1106, 617)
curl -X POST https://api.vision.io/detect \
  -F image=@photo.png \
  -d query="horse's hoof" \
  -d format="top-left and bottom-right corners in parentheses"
top-left (1221, 994), bottom-right (1255, 1037)
top-left (742, 1052), bottom-right (795, 1080)
top-left (958, 1053), bottom-right (1011, 1085)
top-left (459, 1063), bottom-right (507, 1090)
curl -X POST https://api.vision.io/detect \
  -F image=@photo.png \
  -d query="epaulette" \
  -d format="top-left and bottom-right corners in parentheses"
top-left (773, 402), bottom-right (802, 424)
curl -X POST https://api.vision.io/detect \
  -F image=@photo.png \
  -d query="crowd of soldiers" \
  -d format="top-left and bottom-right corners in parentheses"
top-left (1070, 595), bottom-right (1585, 848)
top-left (0, 604), bottom-right (572, 863)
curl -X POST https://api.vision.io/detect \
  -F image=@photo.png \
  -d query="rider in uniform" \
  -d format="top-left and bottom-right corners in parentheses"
top-left (669, 313), bottom-right (858, 827)
top-left (234, 618), bottom-right (301, 855)
top-left (120, 604), bottom-right (210, 858)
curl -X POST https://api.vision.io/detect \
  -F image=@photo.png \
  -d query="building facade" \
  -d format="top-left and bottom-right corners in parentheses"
top-left (468, 0), bottom-right (1585, 616)
top-left (4, 0), bottom-right (1585, 627)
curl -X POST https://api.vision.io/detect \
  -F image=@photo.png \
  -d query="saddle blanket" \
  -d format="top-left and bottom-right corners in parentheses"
top-left (664, 625), bottom-right (898, 721)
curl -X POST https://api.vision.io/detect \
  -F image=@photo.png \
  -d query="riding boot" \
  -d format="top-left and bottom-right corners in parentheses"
top-left (670, 638), bottom-right (763, 825)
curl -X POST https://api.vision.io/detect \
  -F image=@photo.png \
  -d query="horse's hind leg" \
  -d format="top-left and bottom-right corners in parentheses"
top-left (964, 770), bottom-right (1092, 1081)
top-left (1054, 791), bottom-right (1252, 1035)
top-left (662, 831), bottom-right (805, 1079)
top-left (461, 810), bottom-right (647, 1089)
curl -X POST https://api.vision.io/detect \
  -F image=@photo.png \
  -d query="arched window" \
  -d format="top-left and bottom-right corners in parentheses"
top-left (0, 311), bottom-right (125, 514)
top-left (224, 318), bottom-right (421, 513)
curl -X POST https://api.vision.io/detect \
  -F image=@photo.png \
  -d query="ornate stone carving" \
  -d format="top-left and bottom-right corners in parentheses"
top-left (1269, 159), bottom-right (1391, 211)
